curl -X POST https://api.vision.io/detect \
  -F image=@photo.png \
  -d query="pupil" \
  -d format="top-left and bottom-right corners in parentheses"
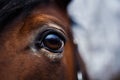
top-left (43, 34), bottom-right (63, 50)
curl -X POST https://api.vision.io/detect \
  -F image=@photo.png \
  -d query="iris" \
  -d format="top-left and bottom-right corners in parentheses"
top-left (43, 34), bottom-right (64, 51)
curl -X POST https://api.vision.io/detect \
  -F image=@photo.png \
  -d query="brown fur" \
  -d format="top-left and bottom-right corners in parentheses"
top-left (0, 1), bottom-right (78, 80)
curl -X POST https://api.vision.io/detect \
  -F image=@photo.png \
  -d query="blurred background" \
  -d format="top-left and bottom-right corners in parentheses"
top-left (68, 0), bottom-right (120, 80)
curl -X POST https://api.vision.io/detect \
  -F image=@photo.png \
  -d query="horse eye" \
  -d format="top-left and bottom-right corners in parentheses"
top-left (34, 31), bottom-right (66, 53)
top-left (43, 34), bottom-right (64, 52)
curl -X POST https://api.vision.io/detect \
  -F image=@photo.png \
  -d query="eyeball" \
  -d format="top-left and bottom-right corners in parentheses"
top-left (34, 30), bottom-right (66, 53)
top-left (43, 33), bottom-right (64, 52)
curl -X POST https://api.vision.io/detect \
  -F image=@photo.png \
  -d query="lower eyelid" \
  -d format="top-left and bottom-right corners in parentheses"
top-left (30, 46), bottom-right (63, 61)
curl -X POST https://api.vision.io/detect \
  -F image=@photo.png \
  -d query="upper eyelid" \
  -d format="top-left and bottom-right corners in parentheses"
top-left (29, 23), bottom-right (67, 47)
top-left (38, 22), bottom-right (66, 35)
top-left (32, 22), bottom-right (67, 40)
top-left (34, 25), bottom-right (67, 43)
top-left (47, 23), bottom-right (66, 34)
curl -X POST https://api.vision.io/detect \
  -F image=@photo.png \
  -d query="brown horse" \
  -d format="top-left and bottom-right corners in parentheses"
top-left (0, 0), bottom-right (85, 80)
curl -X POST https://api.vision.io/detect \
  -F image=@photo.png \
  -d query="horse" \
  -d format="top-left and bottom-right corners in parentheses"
top-left (0, 0), bottom-right (86, 80)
